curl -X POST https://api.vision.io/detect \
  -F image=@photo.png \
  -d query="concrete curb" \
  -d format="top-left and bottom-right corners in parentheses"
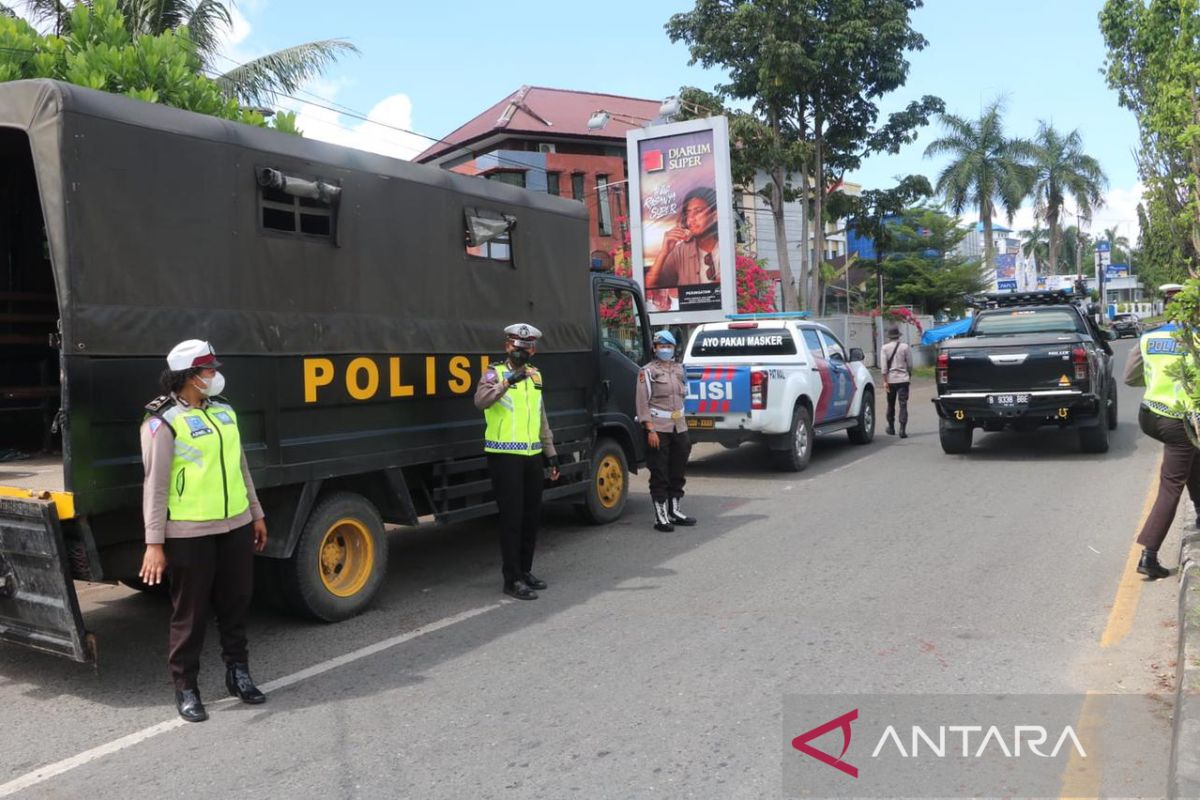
top-left (1169, 524), bottom-right (1200, 798)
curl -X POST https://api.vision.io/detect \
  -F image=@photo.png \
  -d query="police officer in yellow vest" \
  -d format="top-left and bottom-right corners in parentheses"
top-left (474, 324), bottom-right (560, 600)
top-left (137, 340), bottom-right (269, 721)
top-left (1124, 284), bottom-right (1200, 579)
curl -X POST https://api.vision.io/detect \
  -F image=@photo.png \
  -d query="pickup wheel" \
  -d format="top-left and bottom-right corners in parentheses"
top-left (281, 492), bottom-right (388, 622)
top-left (938, 419), bottom-right (973, 454)
top-left (1079, 417), bottom-right (1110, 453)
top-left (576, 437), bottom-right (629, 524)
top-left (772, 405), bottom-right (813, 472)
top-left (847, 388), bottom-right (875, 444)
top-left (1107, 381), bottom-right (1119, 430)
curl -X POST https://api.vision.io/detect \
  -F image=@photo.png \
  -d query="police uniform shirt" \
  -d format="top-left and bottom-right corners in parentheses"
top-left (637, 360), bottom-right (688, 434)
top-left (140, 394), bottom-right (265, 544)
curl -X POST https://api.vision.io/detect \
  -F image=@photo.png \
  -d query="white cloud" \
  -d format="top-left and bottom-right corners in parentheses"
top-left (288, 92), bottom-right (429, 161)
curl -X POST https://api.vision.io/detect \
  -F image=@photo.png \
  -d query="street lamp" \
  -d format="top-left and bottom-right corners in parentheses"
top-left (587, 110), bottom-right (653, 131)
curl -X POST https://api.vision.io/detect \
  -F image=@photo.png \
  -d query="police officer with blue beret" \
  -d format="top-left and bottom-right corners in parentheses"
top-left (636, 330), bottom-right (697, 532)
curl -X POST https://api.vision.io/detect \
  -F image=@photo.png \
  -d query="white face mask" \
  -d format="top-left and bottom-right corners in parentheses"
top-left (196, 371), bottom-right (226, 397)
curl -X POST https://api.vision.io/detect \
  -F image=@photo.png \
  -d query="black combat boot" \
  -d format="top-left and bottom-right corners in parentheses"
top-left (522, 572), bottom-right (547, 590)
top-left (1137, 549), bottom-right (1170, 580)
top-left (503, 580), bottom-right (538, 600)
top-left (668, 498), bottom-right (697, 526)
top-left (653, 501), bottom-right (675, 532)
top-left (175, 687), bottom-right (208, 722)
top-left (225, 662), bottom-right (266, 704)
top-left (899, 425), bottom-right (908, 439)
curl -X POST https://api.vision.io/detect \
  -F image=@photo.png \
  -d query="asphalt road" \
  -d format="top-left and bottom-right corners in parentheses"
top-left (0, 338), bottom-right (1182, 798)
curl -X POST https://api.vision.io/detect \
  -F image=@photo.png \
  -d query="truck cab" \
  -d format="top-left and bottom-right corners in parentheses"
top-left (681, 315), bottom-right (876, 471)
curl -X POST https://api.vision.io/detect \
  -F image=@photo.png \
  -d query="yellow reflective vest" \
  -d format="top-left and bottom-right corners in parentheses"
top-left (483, 364), bottom-right (544, 456)
top-left (1140, 324), bottom-right (1197, 419)
top-left (148, 400), bottom-right (251, 521)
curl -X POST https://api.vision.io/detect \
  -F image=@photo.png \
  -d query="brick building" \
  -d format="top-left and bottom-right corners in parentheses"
top-left (415, 85), bottom-right (663, 267)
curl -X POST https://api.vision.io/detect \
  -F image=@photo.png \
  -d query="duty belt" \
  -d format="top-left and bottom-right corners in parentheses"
top-left (1141, 399), bottom-right (1186, 419)
top-left (649, 408), bottom-right (684, 420)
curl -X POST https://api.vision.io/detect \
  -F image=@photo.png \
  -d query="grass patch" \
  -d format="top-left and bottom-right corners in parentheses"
top-left (912, 365), bottom-right (935, 380)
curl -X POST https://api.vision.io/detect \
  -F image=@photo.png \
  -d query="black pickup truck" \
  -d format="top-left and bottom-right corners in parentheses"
top-left (932, 291), bottom-right (1118, 454)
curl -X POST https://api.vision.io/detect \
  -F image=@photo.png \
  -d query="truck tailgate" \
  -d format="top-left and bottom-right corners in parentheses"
top-left (0, 496), bottom-right (89, 661)
top-left (942, 335), bottom-right (1084, 393)
top-left (685, 366), bottom-right (752, 415)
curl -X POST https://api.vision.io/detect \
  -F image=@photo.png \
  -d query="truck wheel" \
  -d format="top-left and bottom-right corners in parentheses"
top-left (281, 492), bottom-right (388, 621)
top-left (1107, 382), bottom-right (1119, 430)
top-left (772, 406), bottom-right (813, 472)
top-left (577, 438), bottom-right (628, 524)
top-left (1079, 419), bottom-right (1110, 454)
top-left (938, 419), bottom-right (973, 454)
top-left (847, 388), bottom-right (875, 444)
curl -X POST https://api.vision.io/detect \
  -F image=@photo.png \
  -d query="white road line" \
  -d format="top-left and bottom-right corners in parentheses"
top-left (0, 601), bottom-right (505, 798)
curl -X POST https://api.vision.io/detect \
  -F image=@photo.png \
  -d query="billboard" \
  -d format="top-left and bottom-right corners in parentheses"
top-left (627, 117), bottom-right (737, 324)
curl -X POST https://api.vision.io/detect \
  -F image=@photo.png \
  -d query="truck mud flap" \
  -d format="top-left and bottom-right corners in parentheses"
top-left (0, 496), bottom-right (90, 662)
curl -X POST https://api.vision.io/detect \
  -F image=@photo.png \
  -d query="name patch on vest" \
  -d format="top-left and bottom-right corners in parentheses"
top-left (185, 416), bottom-right (214, 438)
top-left (213, 411), bottom-right (234, 425)
top-left (1147, 338), bottom-right (1184, 356)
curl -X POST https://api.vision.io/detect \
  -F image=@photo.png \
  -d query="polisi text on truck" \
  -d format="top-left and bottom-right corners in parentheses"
top-left (302, 355), bottom-right (491, 403)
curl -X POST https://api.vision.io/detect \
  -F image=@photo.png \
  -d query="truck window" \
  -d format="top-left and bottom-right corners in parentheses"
top-left (690, 328), bottom-right (797, 357)
top-left (464, 207), bottom-right (515, 263)
top-left (973, 309), bottom-right (1083, 335)
top-left (818, 331), bottom-right (846, 360)
top-left (801, 329), bottom-right (823, 357)
top-left (599, 287), bottom-right (648, 364)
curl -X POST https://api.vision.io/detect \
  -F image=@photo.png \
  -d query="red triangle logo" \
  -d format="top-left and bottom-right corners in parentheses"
top-left (791, 709), bottom-right (859, 778)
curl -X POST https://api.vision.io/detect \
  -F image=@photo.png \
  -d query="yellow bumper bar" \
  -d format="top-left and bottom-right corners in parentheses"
top-left (0, 486), bottom-right (76, 520)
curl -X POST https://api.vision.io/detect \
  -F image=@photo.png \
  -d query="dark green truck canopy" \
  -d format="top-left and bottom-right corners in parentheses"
top-left (0, 79), bottom-right (594, 357)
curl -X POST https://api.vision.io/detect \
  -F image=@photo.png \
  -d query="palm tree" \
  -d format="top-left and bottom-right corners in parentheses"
top-left (1019, 225), bottom-right (1049, 266)
top-left (18, 0), bottom-right (357, 106)
top-left (924, 99), bottom-right (1031, 272)
top-left (1023, 123), bottom-right (1107, 274)
top-left (1059, 225), bottom-right (1094, 276)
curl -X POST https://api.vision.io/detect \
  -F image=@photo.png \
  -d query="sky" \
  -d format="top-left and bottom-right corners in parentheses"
top-left (221, 0), bottom-right (1142, 240)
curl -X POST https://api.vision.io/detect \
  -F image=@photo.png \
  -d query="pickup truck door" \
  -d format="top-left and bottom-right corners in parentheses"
top-left (814, 330), bottom-right (857, 422)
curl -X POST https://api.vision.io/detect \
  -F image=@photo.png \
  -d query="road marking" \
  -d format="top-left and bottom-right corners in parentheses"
top-left (0, 601), bottom-right (504, 798)
top-left (1058, 467), bottom-right (1161, 799)
top-left (1099, 470), bottom-right (1159, 649)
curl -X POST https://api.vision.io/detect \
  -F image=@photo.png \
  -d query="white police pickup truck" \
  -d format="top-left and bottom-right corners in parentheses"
top-left (681, 317), bottom-right (876, 470)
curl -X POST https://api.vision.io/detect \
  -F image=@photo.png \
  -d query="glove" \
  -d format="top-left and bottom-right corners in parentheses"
top-left (544, 454), bottom-right (558, 469)
top-left (505, 369), bottom-right (527, 385)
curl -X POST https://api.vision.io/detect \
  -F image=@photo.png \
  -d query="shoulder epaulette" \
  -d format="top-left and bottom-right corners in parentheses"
top-left (144, 395), bottom-right (176, 414)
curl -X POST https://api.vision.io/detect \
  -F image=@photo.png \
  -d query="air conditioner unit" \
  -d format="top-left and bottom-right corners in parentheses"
top-left (537, 143), bottom-right (556, 154)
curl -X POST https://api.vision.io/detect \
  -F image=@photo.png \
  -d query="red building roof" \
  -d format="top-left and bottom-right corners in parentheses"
top-left (415, 85), bottom-right (663, 163)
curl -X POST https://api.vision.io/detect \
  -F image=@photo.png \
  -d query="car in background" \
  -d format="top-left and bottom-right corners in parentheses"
top-left (1111, 313), bottom-right (1143, 338)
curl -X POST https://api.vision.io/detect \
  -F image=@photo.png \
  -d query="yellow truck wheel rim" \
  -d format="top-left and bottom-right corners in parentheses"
top-left (318, 518), bottom-right (374, 598)
top-left (596, 453), bottom-right (624, 509)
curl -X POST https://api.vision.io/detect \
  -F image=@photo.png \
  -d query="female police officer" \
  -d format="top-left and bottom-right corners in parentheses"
top-left (636, 330), bottom-right (697, 532)
top-left (137, 340), bottom-right (269, 721)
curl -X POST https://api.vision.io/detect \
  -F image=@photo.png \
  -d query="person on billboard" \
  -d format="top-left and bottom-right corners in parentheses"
top-left (645, 187), bottom-right (720, 289)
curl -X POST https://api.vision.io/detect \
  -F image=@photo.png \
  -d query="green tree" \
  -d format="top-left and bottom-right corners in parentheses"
top-left (1, 0), bottom-right (275, 127)
top-left (883, 206), bottom-right (988, 314)
top-left (1100, 225), bottom-right (1130, 260)
top-left (15, 0), bottom-right (356, 105)
top-left (923, 99), bottom-right (1030, 273)
top-left (1019, 224), bottom-right (1050, 265)
top-left (1057, 224), bottom-right (1094, 276)
top-left (667, 0), bottom-right (942, 311)
top-left (1024, 122), bottom-right (1107, 274)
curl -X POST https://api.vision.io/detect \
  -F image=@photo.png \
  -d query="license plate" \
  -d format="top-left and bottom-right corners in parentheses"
top-left (687, 418), bottom-right (716, 429)
top-left (988, 393), bottom-right (1030, 406)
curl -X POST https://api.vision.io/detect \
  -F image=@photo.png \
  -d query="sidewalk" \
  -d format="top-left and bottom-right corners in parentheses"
top-left (1169, 510), bottom-right (1200, 798)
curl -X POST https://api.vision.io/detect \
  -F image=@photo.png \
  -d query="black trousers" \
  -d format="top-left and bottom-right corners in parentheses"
top-left (1137, 407), bottom-right (1200, 551)
top-left (647, 429), bottom-right (691, 503)
top-left (164, 525), bottom-right (254, 691)
top-left (487, 453), bottom-right (545, 584)
top-left (886, 382), bottom-right (910, 429)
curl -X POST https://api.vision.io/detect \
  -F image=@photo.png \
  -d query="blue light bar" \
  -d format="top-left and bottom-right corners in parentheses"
top-left (725, 311), bottom-right (811, 320)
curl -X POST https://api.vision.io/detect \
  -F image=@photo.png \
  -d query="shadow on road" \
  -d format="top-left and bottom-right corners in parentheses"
top-left (0, 491), bottom-right (765, 718)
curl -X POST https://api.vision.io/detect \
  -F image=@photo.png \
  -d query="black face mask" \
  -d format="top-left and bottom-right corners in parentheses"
top-left (509, 348), bottom-right (531, 367)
